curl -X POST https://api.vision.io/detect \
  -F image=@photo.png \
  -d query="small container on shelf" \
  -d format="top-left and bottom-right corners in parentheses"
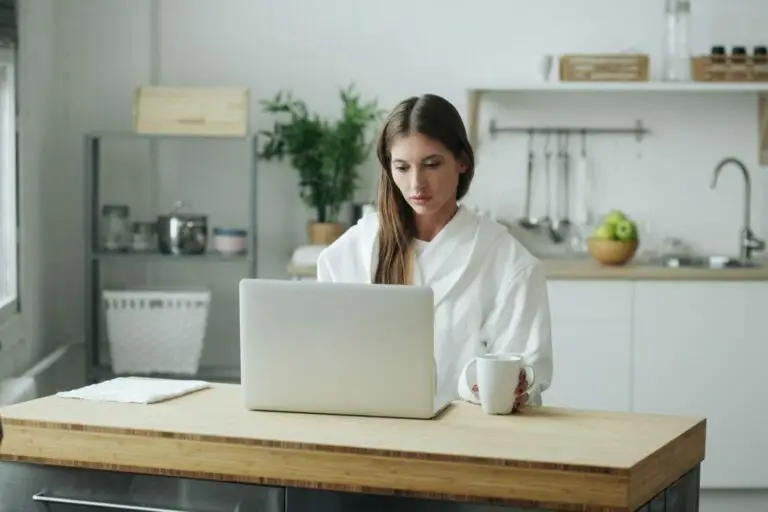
top-left (691, 45), bottom-right (768, 82)
top-left (662, 0), bottom-right (692, 81)
top-left (710, 45), bottom-right (727, 65)
top-left (754, 46), bottom-right (768, 75)
top-left (100, 204), bottom-right (131, 252)
top-left (212, 227), bottom-right (247, 255)
top-left (131, 221), bottom-right (157, 252)
top-left (730, 46), bottom-right (749, 80)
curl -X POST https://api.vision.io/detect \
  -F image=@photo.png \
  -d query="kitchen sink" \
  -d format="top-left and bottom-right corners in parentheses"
top-left (656, 255), bottom-right (759, 269)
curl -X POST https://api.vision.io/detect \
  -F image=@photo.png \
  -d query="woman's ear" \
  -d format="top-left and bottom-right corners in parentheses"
top-left (458, 155), bottom-right (469, 174)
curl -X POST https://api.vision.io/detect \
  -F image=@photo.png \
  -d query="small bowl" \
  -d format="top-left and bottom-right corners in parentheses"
top-left (586, 238), bottom-right (639, 266)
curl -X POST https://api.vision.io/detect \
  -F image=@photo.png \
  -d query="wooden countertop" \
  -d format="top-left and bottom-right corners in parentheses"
top-left (0, 383), bottom-right (705, 511)
top-left (287, 259), bottom-right (768, 281)
top-left (540, 258), bottom-right (768, 280)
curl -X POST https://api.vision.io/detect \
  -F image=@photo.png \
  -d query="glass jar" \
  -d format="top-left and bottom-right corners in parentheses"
top-left (132, 221), bottom-right (157, 252)
top-left (662, 0), bottom-right (692, 81)
top-left (101, 204), bottom-right (131, 252)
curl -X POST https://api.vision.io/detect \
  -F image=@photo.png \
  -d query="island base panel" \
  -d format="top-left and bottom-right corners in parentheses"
top-left (285, 465), bottom-right (700, 511)
top-left (0, 462), bottom-right (700, 512)
top-left (0, 462), bottom-right (284, 512)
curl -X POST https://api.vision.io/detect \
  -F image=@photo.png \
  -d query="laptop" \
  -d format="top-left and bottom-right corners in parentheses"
top-left (238, 278), bottom-right (450, 419)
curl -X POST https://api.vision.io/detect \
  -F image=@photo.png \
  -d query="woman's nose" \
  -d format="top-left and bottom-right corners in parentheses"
top-left (411, 169), bottom-right (427, 189)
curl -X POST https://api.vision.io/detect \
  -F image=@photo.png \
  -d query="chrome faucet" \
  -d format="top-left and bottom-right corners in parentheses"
top-left (710, 157), bottom-right (765, 262)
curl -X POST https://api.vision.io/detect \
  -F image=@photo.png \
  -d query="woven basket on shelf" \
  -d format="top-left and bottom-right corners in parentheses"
top-left (102, 289), bottom-right (211, 375)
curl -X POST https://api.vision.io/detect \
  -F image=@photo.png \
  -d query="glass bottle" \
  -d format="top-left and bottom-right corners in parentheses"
top-left (662, 0), bottom-right (692, 81)
top-left (101, 204), bottom-right (131, 252)
top-left (132, 221), bottom-right (157, 252)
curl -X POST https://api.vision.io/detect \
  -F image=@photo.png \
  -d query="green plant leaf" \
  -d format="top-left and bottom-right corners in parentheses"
top-left (258, 84), bottom-right (384, 222)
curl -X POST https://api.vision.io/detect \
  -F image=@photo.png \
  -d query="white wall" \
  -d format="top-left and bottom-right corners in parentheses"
top-left (45, 0), bottom-right (768, 371)
top-left (11, 1), bottom-right (768, 509)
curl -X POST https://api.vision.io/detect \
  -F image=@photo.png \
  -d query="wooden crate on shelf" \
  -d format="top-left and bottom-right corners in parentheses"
top-left (559, 54), bottom-right (649, 82)
top-left (691, 55), bottom-right (768, 82)
top-left (133, 86), bottom-right (250, 136)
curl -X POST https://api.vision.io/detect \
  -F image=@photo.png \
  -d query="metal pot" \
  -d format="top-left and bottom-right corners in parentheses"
top-left (157, 213), bottom-right (208, 255)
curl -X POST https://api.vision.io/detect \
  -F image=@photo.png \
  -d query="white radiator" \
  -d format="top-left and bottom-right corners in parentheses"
top-left (0, 341), bottom-right (84, 405)
top-left (0, 375), bottom-right (36, 405)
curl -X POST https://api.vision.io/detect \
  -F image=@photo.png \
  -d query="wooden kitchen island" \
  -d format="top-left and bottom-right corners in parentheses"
top-left (0, 382), bottom-right (705, 512)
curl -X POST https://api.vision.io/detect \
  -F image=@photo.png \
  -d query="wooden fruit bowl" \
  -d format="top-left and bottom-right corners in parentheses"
top-left (586, 238), bottom-right (639, 266)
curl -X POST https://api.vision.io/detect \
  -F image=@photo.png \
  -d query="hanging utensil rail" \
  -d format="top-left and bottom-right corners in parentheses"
top-left (489, 119), bottom-right (650, 142)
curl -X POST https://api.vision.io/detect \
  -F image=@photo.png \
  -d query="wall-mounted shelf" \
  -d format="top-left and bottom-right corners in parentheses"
top-left (470, 82), bottom-right (768, 94)
top-left (466, 82), bottom-right (768, 165)
top-left (92, 251), bottom-right (252, 263)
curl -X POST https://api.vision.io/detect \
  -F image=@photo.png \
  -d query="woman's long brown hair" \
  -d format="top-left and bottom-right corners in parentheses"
top-left (374, 94), bottom-right (475, 285)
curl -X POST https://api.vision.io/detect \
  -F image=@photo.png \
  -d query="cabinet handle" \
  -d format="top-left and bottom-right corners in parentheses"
top-left (33, 489), bottom-right (236, 512)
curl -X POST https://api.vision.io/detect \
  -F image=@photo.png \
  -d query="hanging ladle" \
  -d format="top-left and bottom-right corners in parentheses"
top-left (540, 131), bottom-right (553, 230)
top-left (548, 131), bottom-right (572, 243)
top-left (518, 129), bottom-right (539, 230)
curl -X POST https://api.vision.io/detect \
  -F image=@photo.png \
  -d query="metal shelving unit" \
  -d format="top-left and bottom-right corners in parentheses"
top-left (83, 131), bottom-right (258, 385)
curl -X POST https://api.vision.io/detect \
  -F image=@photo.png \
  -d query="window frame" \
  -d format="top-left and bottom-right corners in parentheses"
top-left (0, 44), bottom-right (19, 354)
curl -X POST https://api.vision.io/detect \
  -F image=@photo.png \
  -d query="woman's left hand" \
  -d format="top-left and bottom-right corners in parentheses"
top-left (512, 369), bottom-right (529, 413)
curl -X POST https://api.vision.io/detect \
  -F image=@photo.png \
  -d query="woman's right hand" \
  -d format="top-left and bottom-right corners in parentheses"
top-left (471, 369), bottom-right (529, 413)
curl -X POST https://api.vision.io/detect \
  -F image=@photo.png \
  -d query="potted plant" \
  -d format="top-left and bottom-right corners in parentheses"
top-left (258, 84), bottom-right (383, 245)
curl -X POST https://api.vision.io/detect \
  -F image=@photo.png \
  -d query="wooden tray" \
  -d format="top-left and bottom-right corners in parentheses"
top-left (559, 54), bottom-right (649, 82)
top-left (691, 55), bottom-right (768, 82)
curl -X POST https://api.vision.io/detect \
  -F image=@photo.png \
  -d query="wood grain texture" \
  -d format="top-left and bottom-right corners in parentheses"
top-left (288, 258), bottom-right (768, 281)
top-left (0, 384), bottom-right (705, 511)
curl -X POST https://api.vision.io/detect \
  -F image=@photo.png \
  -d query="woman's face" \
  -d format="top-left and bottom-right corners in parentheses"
top-left (389, 132), bottom-right (466, 218)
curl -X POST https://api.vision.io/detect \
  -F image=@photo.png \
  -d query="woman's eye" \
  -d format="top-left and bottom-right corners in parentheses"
top-left (425, 161), bottom-right (440, 169)
top-left (394, 166), bottom-right (408, 173)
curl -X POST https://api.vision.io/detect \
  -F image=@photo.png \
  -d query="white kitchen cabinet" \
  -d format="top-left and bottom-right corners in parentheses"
top-left (543, 281), bottom-right (633, 412)
top-left (633, 281), bottom-right (767, 488)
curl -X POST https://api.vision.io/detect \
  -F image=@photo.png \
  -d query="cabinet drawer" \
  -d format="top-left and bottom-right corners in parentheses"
top-left (0, 462), bottom-right (284, 512)
top-left (632, 282), bottom-right (768, 488)
top-left (547, 281), bottom-right (633, 320)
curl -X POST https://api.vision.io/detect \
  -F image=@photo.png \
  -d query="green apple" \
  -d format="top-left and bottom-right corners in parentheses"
top-left (604, 209), bottom-right (626, 226)
top-left (615, 219), bottom-right (638, 241)
top-left (592, 223), bottom-right (616, 240)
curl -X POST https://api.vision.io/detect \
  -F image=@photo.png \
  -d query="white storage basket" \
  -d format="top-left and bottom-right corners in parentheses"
top-left (102, 288), bottom-right (211, 375)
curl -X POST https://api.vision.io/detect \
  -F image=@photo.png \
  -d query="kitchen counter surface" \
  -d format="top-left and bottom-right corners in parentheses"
top-left (540, 258), bottom-right (768, 280)
top-left (0, 383), bottom-right (705, 511)
top-left (287, 258), bottom-right (768, 281)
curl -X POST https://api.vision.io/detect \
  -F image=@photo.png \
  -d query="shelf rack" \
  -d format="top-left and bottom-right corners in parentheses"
top-left (83, 131), bottom-right (258, 385)
top-left (466, 81), bottom-right (768, 164)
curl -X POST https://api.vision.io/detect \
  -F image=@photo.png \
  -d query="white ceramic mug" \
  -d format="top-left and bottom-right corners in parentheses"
top-left (465, 354), bottom-right (536, 415)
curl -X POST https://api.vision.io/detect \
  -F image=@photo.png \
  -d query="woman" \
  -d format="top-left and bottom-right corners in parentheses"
top-left (317, 93), bottom-right (553, 411)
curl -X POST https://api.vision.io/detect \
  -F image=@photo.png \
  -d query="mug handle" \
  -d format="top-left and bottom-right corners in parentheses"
top-left (459, 357), bottom-right (481, 404)
top-left (520, 364), bottom-right (536, 396)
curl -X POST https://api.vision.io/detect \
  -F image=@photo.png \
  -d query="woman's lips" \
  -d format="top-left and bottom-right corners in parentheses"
top-left (410, 195), bottom-right (432, 205)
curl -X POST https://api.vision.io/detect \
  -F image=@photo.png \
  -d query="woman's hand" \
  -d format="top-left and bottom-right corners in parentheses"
top-left (512, 369), bottom-right (529, 413)
top-left (469, 369), bottom-right (529, 413)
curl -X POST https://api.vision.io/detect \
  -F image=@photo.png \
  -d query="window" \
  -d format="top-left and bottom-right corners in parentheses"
top-left (0, 46), bottom-right (16, 327)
